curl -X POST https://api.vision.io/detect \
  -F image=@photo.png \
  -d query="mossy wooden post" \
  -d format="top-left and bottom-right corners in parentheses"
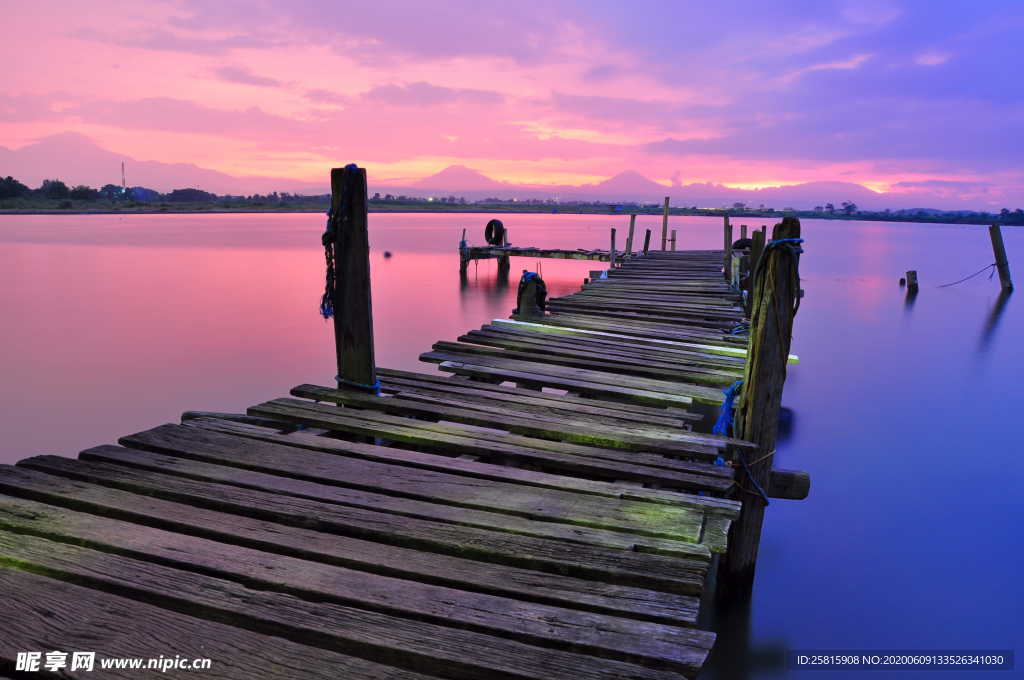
top-left (989, 224), bottom-right (1013, 291)
top-left (660, 196), bottom-right (670, 251)
top-left (722, 216), bottom-right (801, 592)
top-left (330, 166), bottom-right (377, 391)
top-left (643, 229), bottom-right (652, 254)
top-left (609, 228), bottom-right (618, 268)
top-left (514, 276), bottom-right (543, 320)
top-left (745, 230), bottom-right (766, 315)
top-left (723, 217), bottom-right (734, 281)
top-left (625, 214), bottom-right (636, 259)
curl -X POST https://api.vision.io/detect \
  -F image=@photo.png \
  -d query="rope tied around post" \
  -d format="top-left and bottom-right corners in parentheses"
top-left (712, 379), bottom-right (743, 436)
top-left (319, 210), bottom-right (336, 319)
top-left (336, 376), bottom-right (382, 395)
top-left (319, 163), bottom-right (359, 319)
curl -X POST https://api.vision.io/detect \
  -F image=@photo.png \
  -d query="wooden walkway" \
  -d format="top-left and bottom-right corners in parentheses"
top-left (0, 250), bottom-right (764, 679)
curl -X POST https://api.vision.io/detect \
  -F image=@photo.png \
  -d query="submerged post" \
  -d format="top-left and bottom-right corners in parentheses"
top-left (989, 225), bottom-right (1014, 291)
top-left (724, 216), bottom-right (734, 281)
top-left (643, 228), bottom-right (652, 254)
top-left (328, 165), bottom-right (377, 392)
top-left (906, 270), bottom-right (919, 291)
top-left (625, 214), bottom-right (636, 259)
top-left (722, 217), bottom-right (802, 592)
top-left (661, 196), bottom-right (670, 250)
top-left (609, 227), bottom-right (618, 268)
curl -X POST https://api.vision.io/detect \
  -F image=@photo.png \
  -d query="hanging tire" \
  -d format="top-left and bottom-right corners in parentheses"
top-left (485, 219), bottom-right (506, 245)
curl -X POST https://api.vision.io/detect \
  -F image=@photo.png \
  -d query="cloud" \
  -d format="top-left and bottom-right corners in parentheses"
top-left (362, 82), bottom-right (503, 107)
top-left (213, 66), bottom-right (284, 87)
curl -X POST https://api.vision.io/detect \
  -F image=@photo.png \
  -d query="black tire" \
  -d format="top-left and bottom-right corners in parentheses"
top-left (485, 219), bottom-right (506, 245)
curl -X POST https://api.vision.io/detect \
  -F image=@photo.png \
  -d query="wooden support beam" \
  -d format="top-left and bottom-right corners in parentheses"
top-left (721, 216), bottom-right (802, 592)
top-left (514, 276), bottom-right (544, 320)
top-left (329, 165), bottom-right (377, 391)
top-left (723, 217), bottom-right (733, 282)
top-left (670, 230), bottom-right (677, 252)
top-left (661, 197), bottom-right (670, 251)
top-left (643, 229), bottom-right (652, 254)
top-left (610, 228), bottom-right (618, 268)
top-left (625, 215), bottom-right (636, 259)
top-left (740, 225), bottom-right (747, 240)
top-left (989, 224), bottom-right (1014, 291)
top-left (744, 230), bottom-right (766, 316)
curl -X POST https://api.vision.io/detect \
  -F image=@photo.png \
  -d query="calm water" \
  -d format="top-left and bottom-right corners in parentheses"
top-left (1, 212), bottom-right (1021, 678)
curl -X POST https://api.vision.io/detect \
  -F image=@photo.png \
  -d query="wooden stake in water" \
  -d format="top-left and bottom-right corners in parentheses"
top-left (643, 228), bottom-right (652, 254)
top-left (906, 270), bottom-right (919, 291)
top-left (625, 214), bottom-right (636, 259)
top-left (661, 196), bottom-right (670, 251)
top-left (741, 224), bottom-right (748, 240)
top-left (724, 217), bottom-right (734, 281)
top-left (609, 227), bottom-right (617, 268)
top-left (989, 224), bottom-right (1014, 291)
top-left (329, 166), bottom-right (377, 391)
top-left (723, 216), bottom-right (802, 592)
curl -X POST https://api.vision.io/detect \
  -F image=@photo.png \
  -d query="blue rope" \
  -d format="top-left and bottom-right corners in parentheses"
top-left (712, 379), bottom-right (743, 436)
top-left (737, 452), bottom-right (771, 506)
top-left (728, 321), bottom-right (750, 336)
top-left (765, 237), bottom-right (804, 253)
top-left (336, 376), bottom-right (382, 395)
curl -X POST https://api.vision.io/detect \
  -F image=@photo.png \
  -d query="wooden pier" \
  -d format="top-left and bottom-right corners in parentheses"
top-left (0, 168), bottom-right (807, 679)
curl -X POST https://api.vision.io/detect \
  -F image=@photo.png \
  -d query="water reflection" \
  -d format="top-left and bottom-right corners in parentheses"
top-left (978, 289), bottom-right (1013, 351)
top-left (903, 285), bottom-right (918, 312)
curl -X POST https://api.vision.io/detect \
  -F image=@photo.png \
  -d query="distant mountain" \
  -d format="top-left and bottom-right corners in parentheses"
top-left (0, 132), bottom-right (1006, 211)
top-left (412, 165), bottom-right (505, 191)
top-left (0, 133), bottom-right (326, 195)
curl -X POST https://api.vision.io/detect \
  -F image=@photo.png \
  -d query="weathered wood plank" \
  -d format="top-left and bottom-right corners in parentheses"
top-left (186, 418), bottom-right (738, 516)
top-left (0, 489), bottom-right (712, 669)
top-left (117, 424), bottom-right (707, 544)
top-left (292, 385), bottom-right (747, 456)
top-left (10, 459), bottom-right (709, 593)
top-left (250, 398), bottom-right (731, 482)
top-left (0, 463), bottom-right (701, 624)
top-left (0, 531), bottom-right (702, 679)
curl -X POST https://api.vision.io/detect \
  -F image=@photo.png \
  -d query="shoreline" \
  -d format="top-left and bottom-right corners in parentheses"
top-left (0, 205), bottom-right (1017, 228)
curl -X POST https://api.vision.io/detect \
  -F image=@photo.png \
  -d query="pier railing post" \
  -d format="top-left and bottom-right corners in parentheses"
top-left (989, 224), bottom-right (1014, 290)
top-left (722, 216), bottom-right (802, 592)
top-left (643, 229), bottom-right (652, 255)
top-left (724, 216), bottom-right (733, 281)
top-left (661, 196), bottom-right (670, 251)
top-left (329, 165), bottom-right (377, 392)
top-left (625, 215), bottom-right (636, 259)
top-left (744, 230), bottom-right (766, 315)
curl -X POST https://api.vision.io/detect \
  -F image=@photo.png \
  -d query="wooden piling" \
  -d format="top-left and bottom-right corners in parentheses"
top-left (625, 215), bottom-right (636, 259)
top-left (670, 230), bottom-right (677, 251)
top-left (906, 270), bottom-right (919, 291)
top-left (721, 217), bottom-right (802, 592)
top-left (329, 166), bottom-right (377, 391)
top-left (609, 228), bottom-right (618, 268)
top-left (724, 218), bottom-right (734, 281)
top-left (643, 229), bottom-right (652, 254)
top-left (514, 278), bottom-right (544, 320)
top-left (989, 224), bottom-right (1013, 291)
top-left (740, 225), bottom-right (748, 240)
top-left (745, 230), bottom-right (766, 315)
top-left (661, 197), bottom-right (670, 251)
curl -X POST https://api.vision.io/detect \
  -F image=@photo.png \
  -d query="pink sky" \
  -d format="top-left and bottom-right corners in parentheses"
top-left (2, 0), bottom-right (1022, 209)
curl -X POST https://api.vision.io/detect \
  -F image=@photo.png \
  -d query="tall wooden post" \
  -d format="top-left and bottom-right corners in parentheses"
top-left (745, 230), bottom-right (766, 315)
top-left (329, 166), bottom-right (377, 391)
top-left (741, 224), bottom-right (748, 240)
top-left (661, 197), bottom-right (670, 251)
top-left (989, 224), bottom-right (1014, 291)
top-left (670, 230), bottom-right (677, 251)
top-left (722, 217), bottom-right (801, 592)
top-left (609, 228), bottom-right (617, 268)
top-left (459, 227), bottom-right (469, 276)
top-left (643, 229), bottom-right (652, 254)
top-left (625, 214), bottom-right (636, 259)
top-left (724, 217), bottom-right (734, 281)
